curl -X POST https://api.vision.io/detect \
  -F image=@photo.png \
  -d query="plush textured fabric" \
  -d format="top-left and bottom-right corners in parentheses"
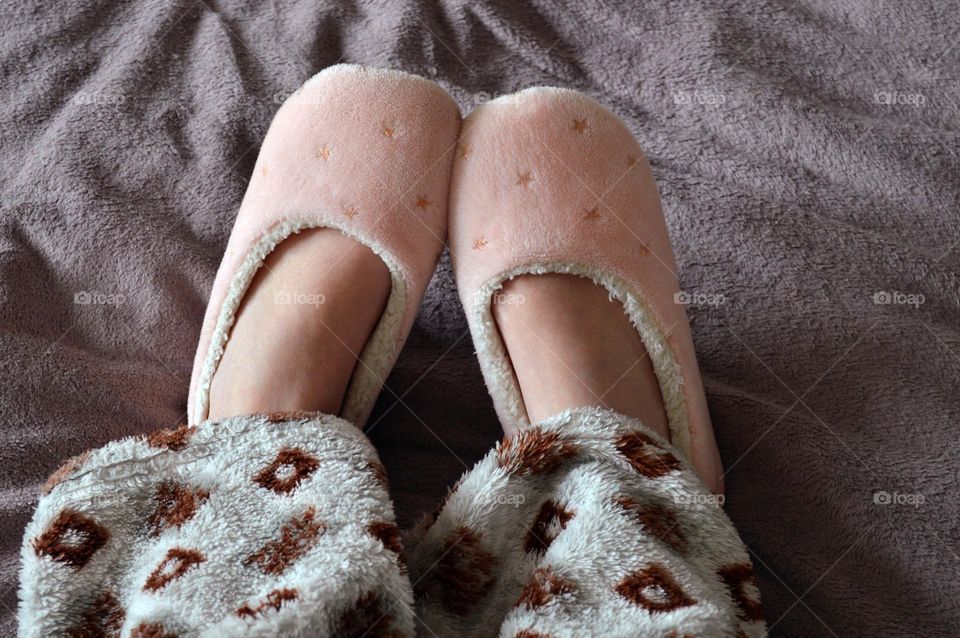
top-left (407, 407), bottom-right (763, 638)
top-left (189, 64), bottom-right (462, 428)
top-left (20, 412), bottom-right (414, 637)
top-left (449, 87), bottom-right (722, 493)
top-left (20, 408), bottom-right (763, 637)
top-left (2, 2), bottom-right (958, 636)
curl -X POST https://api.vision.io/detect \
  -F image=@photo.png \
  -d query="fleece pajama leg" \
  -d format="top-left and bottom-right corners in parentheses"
top-left (19, 408), bottom-right (764, 637)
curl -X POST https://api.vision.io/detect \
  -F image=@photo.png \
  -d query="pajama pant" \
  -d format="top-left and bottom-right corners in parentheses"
top-left (19, 407), bottom-right (765, 637)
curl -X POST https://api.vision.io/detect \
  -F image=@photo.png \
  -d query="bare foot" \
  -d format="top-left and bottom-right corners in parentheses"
top-left (207, 228), bottom-right (390, 420)
top-left (492, 273), bottom-right (670, 440)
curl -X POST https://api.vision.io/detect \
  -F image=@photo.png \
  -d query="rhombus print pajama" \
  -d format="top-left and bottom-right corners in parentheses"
top-left (19, 407), bottom-right (764, 637)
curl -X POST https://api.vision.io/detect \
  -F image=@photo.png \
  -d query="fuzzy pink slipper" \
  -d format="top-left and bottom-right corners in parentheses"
top-left (449, 88), bottom-right (724, 493)
top-left (188, 64), bottom-right (461, 427)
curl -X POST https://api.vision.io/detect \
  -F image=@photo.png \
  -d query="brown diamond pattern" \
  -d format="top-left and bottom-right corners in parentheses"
top-left (32, 509), bottom-right (109, 570)
top-left (254, 447), bottom-right (320, 494)
top-left (615, 563), bottom-right (697, 613)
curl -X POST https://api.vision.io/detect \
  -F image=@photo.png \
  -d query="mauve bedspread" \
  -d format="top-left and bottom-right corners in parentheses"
top-left (1, 1), bottom-right (958, 635)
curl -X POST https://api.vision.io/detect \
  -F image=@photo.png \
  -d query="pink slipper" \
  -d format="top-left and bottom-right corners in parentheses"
top-left (449, 88), bottom-right (724, 493)
top-left (188, 64), bottom-right (461, 427)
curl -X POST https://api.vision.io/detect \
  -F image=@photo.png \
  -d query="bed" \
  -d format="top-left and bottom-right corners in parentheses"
top-left (1, 1), bottom-right (958, 635)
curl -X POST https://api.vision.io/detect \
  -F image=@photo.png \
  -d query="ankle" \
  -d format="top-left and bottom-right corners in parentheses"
top-left (493, 274), bottom-right (670, 438)
top-left (207, 229), bottom-right (390, 420)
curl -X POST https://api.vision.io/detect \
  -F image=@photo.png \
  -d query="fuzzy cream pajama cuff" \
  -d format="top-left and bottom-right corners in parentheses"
top-left (19, 412), bottom-right (412, 638)
top-left (20, 408), bottom-right (763, 637)
top-left (406, 406), bottom-right (764, 638)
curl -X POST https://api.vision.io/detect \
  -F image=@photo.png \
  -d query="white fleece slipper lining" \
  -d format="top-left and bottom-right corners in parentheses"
top-left (191, 217), bottom-right (407, 427)
top-left (470, 262), bottom-right (692, 460)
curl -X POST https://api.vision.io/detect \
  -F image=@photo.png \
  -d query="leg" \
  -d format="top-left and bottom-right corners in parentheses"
top-left (22, 413), bottom-right (413, 637)
top-left (22, 63), bottom-right (467, 638)
top-left (407, 408), bottom-right (765, 637)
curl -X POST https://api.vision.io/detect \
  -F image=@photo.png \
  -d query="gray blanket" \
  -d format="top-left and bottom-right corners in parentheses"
top-left (1, 1), bottom-right (958, 635)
